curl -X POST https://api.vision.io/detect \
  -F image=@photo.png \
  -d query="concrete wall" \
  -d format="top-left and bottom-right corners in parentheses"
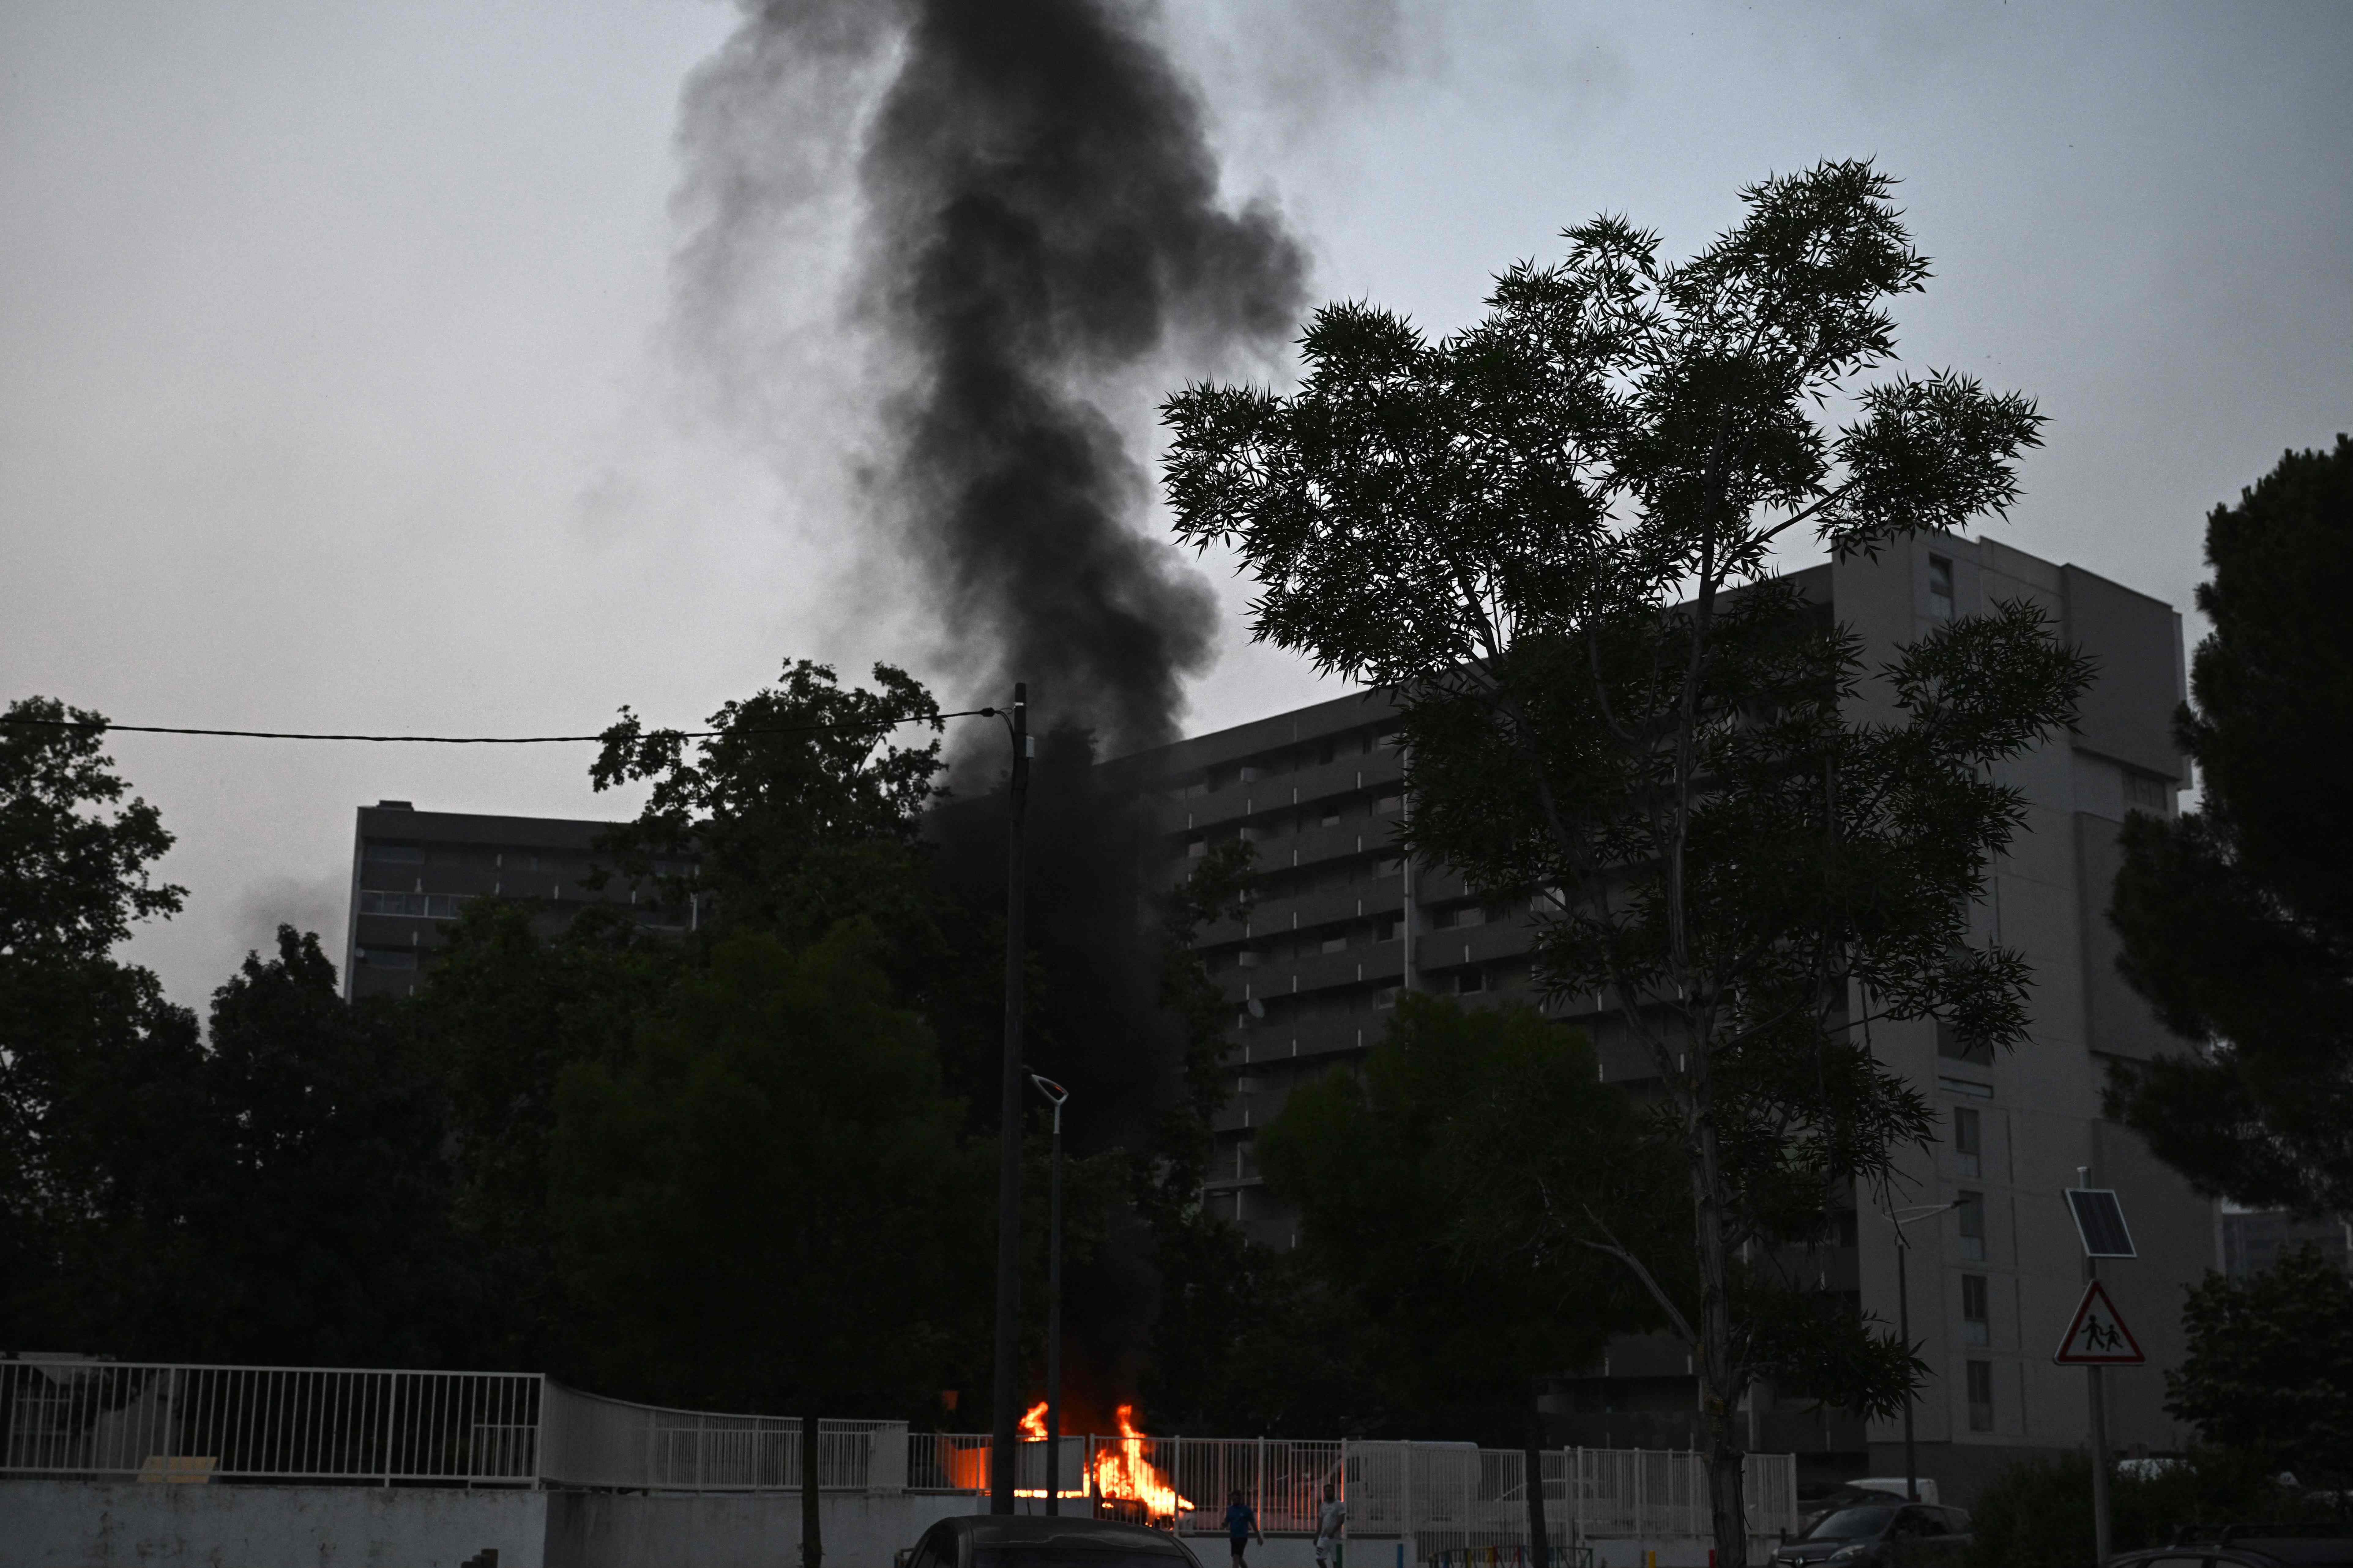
top-left (0, 1478), bottom-right (549, 1568)
top-left (1, 1482), bottom-right (1734, 1568)
top-left (544, 1488), bottom-right (979, 1568)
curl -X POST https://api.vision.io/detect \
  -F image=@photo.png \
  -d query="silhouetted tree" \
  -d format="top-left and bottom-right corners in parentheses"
top-left (2167, 1246), bottom-right (2353, 1490)
top-left (2108, 436), bottom-right (2353, 1213)
top-left (1165, 160), bottom-right (2084, 1566)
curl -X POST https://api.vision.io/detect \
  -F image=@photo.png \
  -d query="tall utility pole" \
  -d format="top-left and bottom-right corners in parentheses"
top-left (1031, 1073), bottom-right (1070, 1516)
top-left (989, 684), bottom-right (1031, 1516)
top-left (1885, 1201), bottom-right (1955, 1503)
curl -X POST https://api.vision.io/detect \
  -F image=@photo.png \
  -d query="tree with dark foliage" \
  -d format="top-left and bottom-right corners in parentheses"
top-left (2, 698), bottom-right (192, 1348)
top-left (2107, 437), bottom-right (2353, 1213)
top-left (2166, 1246), bottom-right (2353, 1490)
top-left (589, 660), bottom-right (946, 955)
top-left (1264, 997), bottom-right (1661, 1563)
top-left (1165, 161), bottom-right (2085, 1566)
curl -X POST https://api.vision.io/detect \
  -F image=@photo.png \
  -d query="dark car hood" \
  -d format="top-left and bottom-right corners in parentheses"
top-left (1772, 1545), bottom-right (1853, 1564)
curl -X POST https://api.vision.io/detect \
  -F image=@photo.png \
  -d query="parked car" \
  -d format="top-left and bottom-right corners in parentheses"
top-left (1845, 1479), bottom-right (1942, 1507)
top-left (1769, 1502), bottom-right (1972, 1568)
top-left (897, 1515), bottom-right (1206, 1568)
top-left (2110, 1526), bottom-right (2353, 1568)
top-left (1799, 1482), bottom-right (1940, 1537)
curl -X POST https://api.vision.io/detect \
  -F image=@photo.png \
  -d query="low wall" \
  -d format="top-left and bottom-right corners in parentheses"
top-left (0, 1478), bottom-right (550, 1568)
top-left (546, 1488), bottom-right (979, 1568)
top-left (0, 1481), bottom-right (1743, 1568)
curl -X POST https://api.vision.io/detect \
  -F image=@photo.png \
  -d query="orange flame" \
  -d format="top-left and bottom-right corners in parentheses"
top-left (1091, 1404), bottom-right (1193, 1520)
top-left (1020, 1402), bottom-right (1049, 1441)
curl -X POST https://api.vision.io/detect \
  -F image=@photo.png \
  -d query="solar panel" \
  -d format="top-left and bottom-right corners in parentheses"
top-left (2066, 1189), bottom-right (2137, 1258)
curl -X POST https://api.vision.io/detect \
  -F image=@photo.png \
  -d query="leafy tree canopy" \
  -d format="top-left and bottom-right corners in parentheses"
top-left (1164, 159), bottom-right (2083, 1567)
top-left (590, 660), bottom-right (945, 951)
top-left (2108, 436), bottom-right (2353, 1212)
top-left (0, 698), bottom-right (182, 967)
top-left (1259, 995), bottom-right (1655, 1442)
top-left (1, 700), bottom-right (194, 1350)
top-left (2166, 1246), bottom-right (2353, 1486)
top-left (550, 922), bottom-right (990, 1416)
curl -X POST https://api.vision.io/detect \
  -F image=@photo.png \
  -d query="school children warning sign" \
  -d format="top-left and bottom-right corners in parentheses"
top-left (2053, 1279), bottom-right (2146, 1365)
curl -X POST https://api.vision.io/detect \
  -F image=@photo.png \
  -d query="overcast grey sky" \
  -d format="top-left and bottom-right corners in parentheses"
top-left (3, 1), bottom-right (2347, 1011)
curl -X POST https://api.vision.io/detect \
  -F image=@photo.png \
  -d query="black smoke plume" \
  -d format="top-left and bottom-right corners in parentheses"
top-left (680, 0), bottom-right (1306, 755)
top-left (862, 0), bottom-right (1305, 751)
top-left (674, 0), bottom-right (1305, 1401)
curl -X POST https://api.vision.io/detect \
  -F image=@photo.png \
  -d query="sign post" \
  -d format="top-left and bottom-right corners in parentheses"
top-left (2058, 1188), bottom-right (2142, 1566)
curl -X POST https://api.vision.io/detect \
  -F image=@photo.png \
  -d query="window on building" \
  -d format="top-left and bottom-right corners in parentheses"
top-left (1186, 838), bottom-right (1207, 860)
top-left (1953, 1107), bottom-right (1982, 1178)
top-left (1960, 1274), bottom-right (1990, 1345)
top-left (363, 841), bottom-right (424, 864)
top-left (1928, 555), bottom-right (1956, 621)
top-left (1965, 1360), bottom-right (1994, 1431)
top-left (1320, 934), bottom-right (1348, 954)
top-left (1375, 794), bottom-right (1403, 814)
top-left (1375, 856), bottom-right (1402, 878)
top-left (356, 948), bottom-right (417, 970)
top-left (1936, 1017), bottom-right (1994, 1066)
top-left (1373, 987), bottom-right (1399, 1009)
top-left (1320, 806), bottom-right (1343, 827)
top-left (1457, 968), bottom-right (1486, 994)
top-left (2124, 771), bottom-right (2172, 814)
top-left (1236, 949), bottom-right (1262, 969)
top-left (360, 890), bottom-right (426, 918)
top-left (1376, 917), bottom-right (1400, 943)
top-left (1956, 1191), bottom-right (1987, 1262)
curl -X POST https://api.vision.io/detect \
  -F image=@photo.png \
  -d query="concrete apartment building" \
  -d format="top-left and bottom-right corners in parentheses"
top-left (334, 532), bottom-right (2209, 1498)
top-left (1119, 532), bottom-right (2210, 1499)
top-left (342, 801), bottom-right (692, 1001)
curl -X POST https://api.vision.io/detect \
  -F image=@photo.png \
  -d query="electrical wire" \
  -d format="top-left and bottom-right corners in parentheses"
top-left (0, 709), bottom-right (1000, 744)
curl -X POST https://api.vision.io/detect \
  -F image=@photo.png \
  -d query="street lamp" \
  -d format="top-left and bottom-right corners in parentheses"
top-left (1885, 1201), bottom-right (1956, 1503)
top-left (1030, 1072), bottom-right (1070, 1515)
top-left (990, 686), bottom-right (1031, 1516)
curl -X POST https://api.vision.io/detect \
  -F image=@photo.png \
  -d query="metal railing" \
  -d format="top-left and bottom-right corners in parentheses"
top-left (0, 1362), bottom-right (900, 1492)
top-left (904, 1428), bottom-right (1796, 1545)
top-left (0, 1357), bottom-right (1795, 1548)
top-left (0, 1362), bottom-right (541, 1484)
top-left (538, 1381), bottom-right (903, 1492)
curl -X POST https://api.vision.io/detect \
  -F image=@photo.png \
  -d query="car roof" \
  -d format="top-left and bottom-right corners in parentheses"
top-left (2230, 1543), bottom-right (2353, 1566)
top-left (943, 1516), bottom-right (1192, 1554)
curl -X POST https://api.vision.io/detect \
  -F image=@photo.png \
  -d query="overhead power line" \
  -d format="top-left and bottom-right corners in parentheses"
top-left (0, 709), bottom-right (1000, 744)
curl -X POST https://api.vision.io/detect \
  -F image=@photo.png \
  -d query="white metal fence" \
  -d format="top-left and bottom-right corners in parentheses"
top-left (904, 1429), bottom-right (1796, 1546)
top-left (0, 1362), bottom-right (542, 1484)
top-left (538, 1381), bottom-right (903, 1492)
top-left (1, 1359), bottom-right (1796, 1549)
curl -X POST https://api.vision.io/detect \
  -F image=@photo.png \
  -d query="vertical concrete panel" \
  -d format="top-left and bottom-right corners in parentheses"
top-left (0, 1480), bottom-right (548, 1568)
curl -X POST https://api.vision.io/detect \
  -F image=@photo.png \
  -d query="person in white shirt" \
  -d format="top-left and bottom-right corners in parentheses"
top-left (1314, 1481), bottom-right (1347, 1568)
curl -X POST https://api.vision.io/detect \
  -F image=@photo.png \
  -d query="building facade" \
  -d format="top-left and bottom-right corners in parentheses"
top-left (1120, 533), bottom-right (2212, 1500)
top-left (2219, 1209), bottom-right (2352, 1279)
top-left (342, 801), bottom-right (691, 1001)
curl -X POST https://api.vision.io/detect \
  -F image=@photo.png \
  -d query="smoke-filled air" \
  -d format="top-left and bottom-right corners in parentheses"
top-left (674, 0), bottom-right (1308, 756)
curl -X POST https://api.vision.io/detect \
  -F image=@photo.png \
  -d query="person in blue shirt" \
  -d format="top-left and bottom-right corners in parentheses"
top-left (1224, 1489), bottom-right (1264, 1568)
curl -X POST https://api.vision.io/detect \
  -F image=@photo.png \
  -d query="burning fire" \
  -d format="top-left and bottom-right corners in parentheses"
top-left (1092, 1404), bottom-right (1192, 1520)
top-left (959, 1401), bottom-right (1192, 1519)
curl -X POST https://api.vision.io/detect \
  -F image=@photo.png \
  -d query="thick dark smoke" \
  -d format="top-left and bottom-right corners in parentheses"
top-left (673, 0), bottom-right (1309, 1405)
top-left (679, 0), bottom-right (1307, 755)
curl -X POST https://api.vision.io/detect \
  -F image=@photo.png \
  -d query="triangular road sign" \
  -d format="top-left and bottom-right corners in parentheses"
top-left (2053, 1279), bottom-right (2146, 1365)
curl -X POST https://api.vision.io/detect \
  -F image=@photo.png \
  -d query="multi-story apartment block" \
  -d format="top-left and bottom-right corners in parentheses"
top-left (338, 532), bottom-right (2209, 1500)
top-left (1120, 532), bottom-right (2211, 1501)
top-left (342, 801), bottom-right (692, 1001)
top-left (2220, 1209), bottom-right (2351, 1279)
